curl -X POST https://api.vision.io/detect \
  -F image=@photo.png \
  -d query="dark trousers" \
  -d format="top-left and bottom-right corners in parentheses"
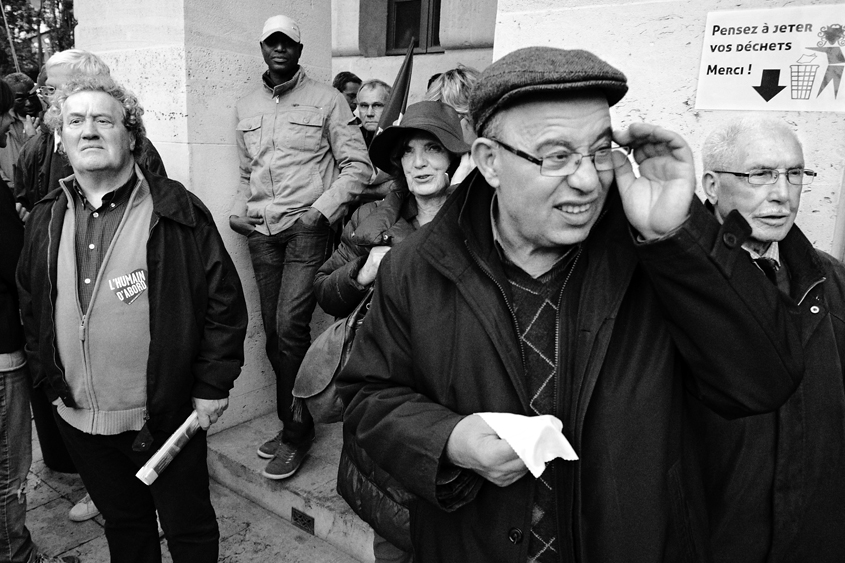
top-left (54, 410), bottom-right (219, 563)
top-left (30, 384), bottom-right (76, 472)
top-left (248, 219), bottom-right (332, 446)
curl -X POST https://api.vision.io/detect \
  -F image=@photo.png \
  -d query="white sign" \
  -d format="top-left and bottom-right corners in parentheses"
top-left (696, 4), bottom-right (845, 112)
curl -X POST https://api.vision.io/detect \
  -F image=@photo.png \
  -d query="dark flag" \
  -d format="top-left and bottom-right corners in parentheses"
top-left (376, 38), bottom-right (415, 135)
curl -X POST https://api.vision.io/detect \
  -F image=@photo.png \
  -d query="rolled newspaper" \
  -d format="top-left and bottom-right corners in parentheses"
top-left (135, 411), bottom-right (200, 486)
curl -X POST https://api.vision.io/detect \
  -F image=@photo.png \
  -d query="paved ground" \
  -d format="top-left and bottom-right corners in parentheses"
top-left (25, 426), bottom-right (358, 563)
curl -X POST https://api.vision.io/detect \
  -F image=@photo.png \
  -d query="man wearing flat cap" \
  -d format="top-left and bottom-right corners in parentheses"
top-left (338, 47), bottom-right (804, 562)
top-left (231, 15), bottom-right (372, 480)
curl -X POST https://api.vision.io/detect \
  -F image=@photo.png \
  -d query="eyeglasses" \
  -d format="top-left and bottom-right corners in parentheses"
top-left (492, 139), bottom-right (629, 177)
top-left (35, 85), bottom-right (56, 99)
top-left (714, 168), bottom-right (817, 186)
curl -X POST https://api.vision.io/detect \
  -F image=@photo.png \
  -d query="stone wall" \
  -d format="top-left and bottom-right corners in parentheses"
top-left (74, 0), bottom-right (335, 433)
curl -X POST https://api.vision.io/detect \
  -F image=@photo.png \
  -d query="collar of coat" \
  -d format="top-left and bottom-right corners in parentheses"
top-left (349, 188), bottom-right (418, 248)
top-left (44, 163), bottom-right (198, 228)
top-left (263, 67), bottom-right (303, 99)
top-left (704, 200), bottom-right (826, 303)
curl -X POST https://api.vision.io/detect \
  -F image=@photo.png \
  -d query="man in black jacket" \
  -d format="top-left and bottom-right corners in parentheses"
top-left (338, 47), bottom-right (805, 563)
top-left (16, 76), bottom-right (247, 563)
top-left (693, 117), bottom-right (845, 562)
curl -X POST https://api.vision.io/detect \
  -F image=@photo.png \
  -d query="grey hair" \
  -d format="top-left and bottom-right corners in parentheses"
top-left (44, 76), bottom-right (146, 160)
top-left (702, 117), bottom-right (802, 171)
top-left (45, 49), bottom-right (111, 78)
top-left (358, 78), bottom-right (391, 98)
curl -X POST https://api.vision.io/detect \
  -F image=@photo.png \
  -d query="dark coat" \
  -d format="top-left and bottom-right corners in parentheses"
top-left (14, 129), bottom-right (167, 210)
top-left (688, 223), bottom-right (845, 563)
top-left (16, 166), bottom-right (247, 434)
top-left (314, 187), bottom-right (416, 317)
top-left (337, 170), bottom-right (805, 563)
top-left (0, 179), bottom-right (25, 353)
top-left (314, 187), bottom-right (419, 551)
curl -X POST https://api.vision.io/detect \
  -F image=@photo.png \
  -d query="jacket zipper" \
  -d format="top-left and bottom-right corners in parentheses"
top-left (552, 247), bottom-right (582, 563)
top-left (143, 211), bottom-right (160, 427)
top-left (464, 241), bottom-right (528, 375)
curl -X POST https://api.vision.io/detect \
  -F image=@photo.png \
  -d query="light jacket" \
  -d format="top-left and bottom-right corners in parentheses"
top-left (337, 170), bottom-right (805, 563)
top-left (688, 221), bottom-right (845, 562)
top-left (17, 166), bottom-right (248, 435)
top-left (234, 68), bottom-right (373, 233)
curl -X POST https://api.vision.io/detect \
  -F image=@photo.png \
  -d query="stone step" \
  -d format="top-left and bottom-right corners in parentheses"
top-left (207, 413), bottom-right (374, 563)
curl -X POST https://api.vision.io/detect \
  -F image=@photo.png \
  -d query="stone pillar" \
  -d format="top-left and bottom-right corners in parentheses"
top-left (74, 0), bottom-right (334, 432)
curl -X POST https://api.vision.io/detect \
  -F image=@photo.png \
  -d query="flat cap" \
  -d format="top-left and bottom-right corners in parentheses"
top-left (470, 47), bottom-right (628, 134)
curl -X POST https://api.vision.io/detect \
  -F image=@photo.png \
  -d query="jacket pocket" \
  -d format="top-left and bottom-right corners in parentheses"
top-left (236, 116), bottom-right (263, 159)
top-left (276, 108), bottom-right (324, 152)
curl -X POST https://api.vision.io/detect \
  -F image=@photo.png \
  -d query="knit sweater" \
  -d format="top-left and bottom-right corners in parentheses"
top-left (54, 178), bottom-right (153, 435)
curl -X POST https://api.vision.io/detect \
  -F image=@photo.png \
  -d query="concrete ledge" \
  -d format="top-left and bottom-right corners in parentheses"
top-left (207, 413), bottom-right (374, 563)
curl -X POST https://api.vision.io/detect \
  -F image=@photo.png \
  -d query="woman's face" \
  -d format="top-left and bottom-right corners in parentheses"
top-left (401, 131), bottom-right (452, 199)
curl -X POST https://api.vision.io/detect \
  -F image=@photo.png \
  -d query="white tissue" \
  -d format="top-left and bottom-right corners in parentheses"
top-left (478, 412), bottom-right (578, 478)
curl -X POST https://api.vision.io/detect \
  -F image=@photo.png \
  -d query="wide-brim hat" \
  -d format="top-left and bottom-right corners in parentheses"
top-left (369, 101), bottom-right (470, 173)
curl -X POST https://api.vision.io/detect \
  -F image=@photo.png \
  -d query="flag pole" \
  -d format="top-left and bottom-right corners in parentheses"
top-left (375, 37), bottom-right (415, 137)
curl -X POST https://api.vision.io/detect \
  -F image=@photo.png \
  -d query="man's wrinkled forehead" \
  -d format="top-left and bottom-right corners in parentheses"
top-left (492, 90), bottom-right (612, 139)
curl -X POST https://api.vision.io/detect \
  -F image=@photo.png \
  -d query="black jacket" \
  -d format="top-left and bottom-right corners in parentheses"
top-left (315, 187), bottom-right (416, 317)
top-left (16, 166), bottom-right (247, 433)
top-left (1, 180), bottom-right (24, 353)
top-left (338, 170), bottom-right (805, 563)
top-left (314, 187), bottom-right (419, 551)
top-left (688, 222), bottom-right (845, 562)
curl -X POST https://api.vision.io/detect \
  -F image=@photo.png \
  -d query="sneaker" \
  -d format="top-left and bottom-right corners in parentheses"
top-left (261, 439), bottom-right (313, 480)
top-left (32, 553), bottom-right (81, 563)
top-left (257, 430), bottom-right (284, 459)
top-left (68, 493), bottom-right (99, 522)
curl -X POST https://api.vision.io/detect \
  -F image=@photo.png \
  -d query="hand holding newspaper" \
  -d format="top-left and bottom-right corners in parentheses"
top-left (135, 411), bottom-right (200, 486)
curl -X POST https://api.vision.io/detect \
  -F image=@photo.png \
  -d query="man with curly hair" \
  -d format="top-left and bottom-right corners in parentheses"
top-left (16, 76), bottom-right (248, 563)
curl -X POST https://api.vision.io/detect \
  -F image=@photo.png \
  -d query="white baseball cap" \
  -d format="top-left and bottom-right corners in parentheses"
top-left (260, 15), bottom-right (301, 44)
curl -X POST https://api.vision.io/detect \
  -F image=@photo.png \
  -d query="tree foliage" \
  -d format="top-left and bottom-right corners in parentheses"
top-left (1, 0), bottom-right (75, 80)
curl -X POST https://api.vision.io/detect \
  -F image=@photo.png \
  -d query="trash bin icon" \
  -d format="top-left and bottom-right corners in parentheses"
top-left (790, 64), bottom-right (819, 99)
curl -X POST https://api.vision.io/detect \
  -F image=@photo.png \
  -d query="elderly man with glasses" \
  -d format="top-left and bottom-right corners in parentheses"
top-left (690, 117), bottom-right (845, 563)
top-left (337, 48), bottom-right (805, 563)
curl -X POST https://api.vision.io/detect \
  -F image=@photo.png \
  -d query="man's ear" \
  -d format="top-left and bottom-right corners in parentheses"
top-left (472, 137), bottom-right (501, 189)
top-left (702, 171), bottom-right (720, 205)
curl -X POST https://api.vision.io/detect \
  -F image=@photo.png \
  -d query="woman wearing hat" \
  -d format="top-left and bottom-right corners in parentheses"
top-left (313, 100), bottom-right (469, 562)
top-left (314, 100), bottom-right (469, 317)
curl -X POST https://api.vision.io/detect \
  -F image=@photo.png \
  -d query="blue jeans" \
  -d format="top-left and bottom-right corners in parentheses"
top-left (0, 363), bottom-right (34, 563)
top-left (248, 219), bottom-right (332, 446)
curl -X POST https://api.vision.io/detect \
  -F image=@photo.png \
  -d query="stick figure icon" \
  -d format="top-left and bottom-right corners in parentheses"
top-left (807, 23), bottom-right (845, 98)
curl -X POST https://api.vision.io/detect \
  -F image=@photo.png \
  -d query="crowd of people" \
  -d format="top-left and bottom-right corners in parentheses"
top-left (1, 10), bottom-right (843, 563)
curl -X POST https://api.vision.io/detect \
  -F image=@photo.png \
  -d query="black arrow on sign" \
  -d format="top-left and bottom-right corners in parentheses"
top-left (753, 69), bottom-right (786, 102)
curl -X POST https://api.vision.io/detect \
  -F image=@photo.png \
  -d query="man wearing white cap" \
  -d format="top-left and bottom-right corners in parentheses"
top-left (230, 15), bottom-right (372, 480)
